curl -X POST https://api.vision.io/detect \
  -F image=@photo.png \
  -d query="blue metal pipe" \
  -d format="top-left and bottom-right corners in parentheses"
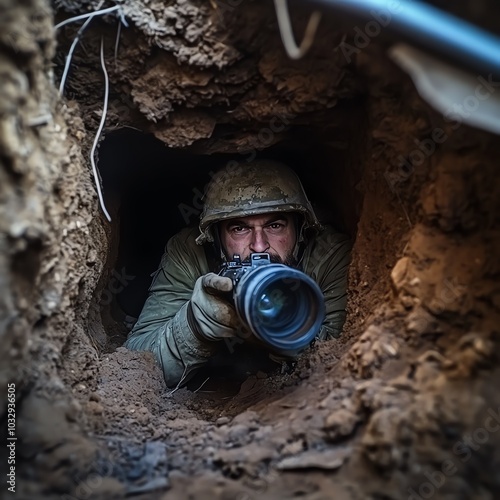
top-left (308, 0), bottom-right (500, 77)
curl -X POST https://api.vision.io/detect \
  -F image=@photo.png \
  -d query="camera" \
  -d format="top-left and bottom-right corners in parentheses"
top-left (219, 253), bottom-right (325, 353)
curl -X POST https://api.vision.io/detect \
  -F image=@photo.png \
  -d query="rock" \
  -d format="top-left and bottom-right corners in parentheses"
top-left (214, 442), bottom-right (277, 467)
top-left (324, 408), bottom-right (361, 441)
top-left (227, 424), bottom-right (251, 443)
top-left (361, 407), bottom-right (409, 469)
top-left (87, 401), bottom-right (104, 416)
top-left (281, 439), bottom-right (304, 455)
top-left (276, 447), bottom-right (352, 470)
top-left (391, 257), bottom-right (410, 291)
top-left (343, 325), bottom-right (401, 378)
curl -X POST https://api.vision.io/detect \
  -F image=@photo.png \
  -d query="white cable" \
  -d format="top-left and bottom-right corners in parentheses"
top-left (114, 18), bottom-right (122, 68)
top-left (168, 366), bottom-right (189, 396)
top-left (90, 37), bottom-right (112, 222)
top-left (117, 7), bottom-right (129, 28)
top-left (273, 0), bottom-right (322, 60)
top-left (59, 15), bottom-right (94, 94)
top-left (193, 377), bottom-right (211, 393)
top-left (58, 0), bottom-right (106, 95)
top-left (54, 5), bottom-right (120, 30)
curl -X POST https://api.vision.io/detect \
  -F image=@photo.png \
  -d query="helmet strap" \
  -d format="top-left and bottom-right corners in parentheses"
top-left (213, 224), bottom-right (227, 263)
top-left (202, 225), bottom-right (226, 273)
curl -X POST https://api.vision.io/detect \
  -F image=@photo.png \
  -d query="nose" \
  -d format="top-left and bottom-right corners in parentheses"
top-left (249, 229), bottom-right (270, 253)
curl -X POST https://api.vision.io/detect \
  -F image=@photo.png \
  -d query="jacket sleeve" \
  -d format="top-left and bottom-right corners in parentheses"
top-left (308, 230), bottom-right (352, 340)
top-left (124, 230), bottom-right (218, 387)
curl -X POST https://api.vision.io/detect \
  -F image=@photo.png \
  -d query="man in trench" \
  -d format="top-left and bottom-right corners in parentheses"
top-left (125, 160), bottom-right (351, 387)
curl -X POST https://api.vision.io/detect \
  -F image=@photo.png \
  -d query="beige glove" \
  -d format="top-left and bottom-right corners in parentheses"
top-left (187, 273), bottom-right (240, 341)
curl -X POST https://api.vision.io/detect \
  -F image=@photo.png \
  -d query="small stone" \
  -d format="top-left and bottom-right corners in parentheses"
top-left (216, 416), bottom-right (231, 426)
top-left (282, 440), bottom-right (304, 455)
top-left (227, 424), bottom-right (249, 442)
top-left (391, 257), bottom-right (410, 291)
top-left (66, 400), bottom-right (81, 422)
top-left (89, 392), bottom-right (100, 402)
top-left (87, 401), bottom-right (104, 415)
top-left (277, 447), bottom-right (351, 470)
top-left (10, 221), bottom-right (26, 238)
top-left (324, 408), bottom-right (361, 440)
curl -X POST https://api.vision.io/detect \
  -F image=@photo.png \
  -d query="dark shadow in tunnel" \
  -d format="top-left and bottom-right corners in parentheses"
top-left (97, 126), bottom-right (363, 354)
top-left (98, 129), bottom-right (225, 320)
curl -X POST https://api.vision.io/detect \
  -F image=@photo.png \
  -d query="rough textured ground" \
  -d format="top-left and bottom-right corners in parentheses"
top-left (1, 0), bottom-right (500, 499)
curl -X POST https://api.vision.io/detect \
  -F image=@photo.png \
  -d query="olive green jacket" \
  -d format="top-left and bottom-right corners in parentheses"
top-left (125, 225), bottom-right (351, 387)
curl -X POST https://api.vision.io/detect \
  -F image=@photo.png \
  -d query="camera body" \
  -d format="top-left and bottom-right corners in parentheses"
top-left (219, 253), bottom-right (325, 353)
top-left (219, 252), bottom-right (272, 284)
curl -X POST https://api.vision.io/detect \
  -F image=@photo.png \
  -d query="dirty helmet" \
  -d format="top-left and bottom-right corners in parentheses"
top-left (195, 160), bottom-right (322, 245)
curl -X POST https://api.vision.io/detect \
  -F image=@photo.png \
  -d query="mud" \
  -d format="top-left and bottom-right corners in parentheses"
top-left (1, 0), bottom-right (500, 499)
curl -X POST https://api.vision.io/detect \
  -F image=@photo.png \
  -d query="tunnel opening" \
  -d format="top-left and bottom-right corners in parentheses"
top-left (95, 110), bottom-right (366, 390)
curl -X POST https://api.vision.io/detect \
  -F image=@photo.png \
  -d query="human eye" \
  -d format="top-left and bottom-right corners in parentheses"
top-left (267, 221), bottom-right (285, 232)
top-left (230, 225), bottom-right (248, 234)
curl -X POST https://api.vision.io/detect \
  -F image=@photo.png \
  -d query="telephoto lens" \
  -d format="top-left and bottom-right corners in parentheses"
top-left (229, 254), bottom-right (325, 353)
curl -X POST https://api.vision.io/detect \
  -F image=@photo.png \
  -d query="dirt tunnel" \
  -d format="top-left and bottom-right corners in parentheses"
top-left (1, 0), bottom-right (500, 499)
top-left (97, 121), bottom-right (363, 349)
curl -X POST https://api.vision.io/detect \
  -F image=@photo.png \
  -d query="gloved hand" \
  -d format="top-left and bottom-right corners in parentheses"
top-left (187, 273), bottom-right (240, 342)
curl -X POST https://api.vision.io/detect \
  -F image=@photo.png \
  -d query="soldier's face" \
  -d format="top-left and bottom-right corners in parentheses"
top-left (219, 213), bottom-right (297, 265)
